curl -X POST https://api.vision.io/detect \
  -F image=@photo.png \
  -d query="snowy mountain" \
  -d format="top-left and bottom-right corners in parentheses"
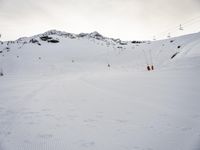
top-left (0, 30), bottom-right (200, 150)
top-left (0, 30), bottom-right (200, 76)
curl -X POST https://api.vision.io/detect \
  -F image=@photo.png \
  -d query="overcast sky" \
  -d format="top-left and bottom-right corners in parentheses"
top-left (0, 0), bottom-right (200, 41)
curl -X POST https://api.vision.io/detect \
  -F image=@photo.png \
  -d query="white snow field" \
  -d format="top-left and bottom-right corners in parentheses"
top-left (0, 30), bottom-right (200, 150)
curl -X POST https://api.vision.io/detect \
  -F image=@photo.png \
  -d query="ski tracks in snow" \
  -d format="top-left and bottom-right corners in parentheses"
top-left (0, 73), bottom-right (200, 150)
top-left (0, 77), bottom-right (56, 150)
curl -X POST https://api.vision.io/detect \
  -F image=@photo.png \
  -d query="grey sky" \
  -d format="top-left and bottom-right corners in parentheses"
top-left (0, 0), bottom-right (200, 41)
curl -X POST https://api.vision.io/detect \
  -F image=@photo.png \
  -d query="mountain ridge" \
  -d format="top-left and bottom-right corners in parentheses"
top-left (0, 29), bottom-right (144, 47)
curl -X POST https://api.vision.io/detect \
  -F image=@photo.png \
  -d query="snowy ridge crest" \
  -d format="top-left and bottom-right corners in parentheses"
top-left (0, 30), bottom-right (144, 48)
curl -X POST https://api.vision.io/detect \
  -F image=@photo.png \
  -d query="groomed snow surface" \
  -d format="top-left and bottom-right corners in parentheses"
top-left (0, 31), bottom-right (200, 150)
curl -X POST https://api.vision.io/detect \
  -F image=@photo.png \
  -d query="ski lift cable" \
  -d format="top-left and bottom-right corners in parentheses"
top-left (142, 49), bottom-right (149, 66)
top-left (149, 49), bottom-right (153, 66)
top-left (154, 15), bottom-right (200, 39)
top-left (150, 16), bottom-right (200, 68)
top-left (157, 29), bottom-right (198, 62)
top-left (165, 15), bottom-right (200, 33)
top-left (156, 22), bottom-right (199, 39)
top-left (177, 31), bottom-right (200, 50)
top-left (190, 25), bottom-right (200, 32)
top-left (180, 18), bottom-right (200, 30)
top-left (181, 16), bottom-right (200, 26)
top-left (105, 48), bottom-right (109, 63)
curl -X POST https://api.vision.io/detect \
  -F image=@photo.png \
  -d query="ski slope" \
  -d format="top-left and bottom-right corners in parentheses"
top-left (0, 30), bottom-right (200, 150)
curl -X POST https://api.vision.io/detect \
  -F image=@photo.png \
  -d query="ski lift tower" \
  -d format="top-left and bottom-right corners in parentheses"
top-left (167, 33), bottom-right (171, 38)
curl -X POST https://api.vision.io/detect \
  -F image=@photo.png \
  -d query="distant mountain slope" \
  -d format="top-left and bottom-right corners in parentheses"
top-left (0, 30), bottom-right (200, 75)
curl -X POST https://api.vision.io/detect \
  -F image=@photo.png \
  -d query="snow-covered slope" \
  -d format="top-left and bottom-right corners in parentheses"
top-left (1, 30), bottom-right (199, 76)
top-left (0, 31), bottom-right (200, 150)
top-left (0, 30), bottom-right (134, 75)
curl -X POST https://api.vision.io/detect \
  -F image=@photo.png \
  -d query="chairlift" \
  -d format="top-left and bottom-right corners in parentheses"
top-left (179, 24), bottom-right (183, 30)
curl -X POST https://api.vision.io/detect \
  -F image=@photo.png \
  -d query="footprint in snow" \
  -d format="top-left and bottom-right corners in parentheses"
top-left (41, 108), bottom-right (52, 112)
top-left (133, 146), bottom-right (153, 150)
top-left (115, 119), bottom-right (129, 124)
top-left (0, 107), bottom-right (5, 111)
top-left (192, 114), bottom-right (200, 119)
top-left (80, 141), bottom-right (95, 148)
top-left (181, 127), bottom-right (192, 132)
top-left (38, 134), bottom-right (53, 139)
top-left (0, 131), bottom-right (11, 136)
top-left (45, 114), bottom-right (55, 117)
top-left (95, 114), bottom-right (103, 118)
top-left (83, 119), bottom-right (97, 123)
